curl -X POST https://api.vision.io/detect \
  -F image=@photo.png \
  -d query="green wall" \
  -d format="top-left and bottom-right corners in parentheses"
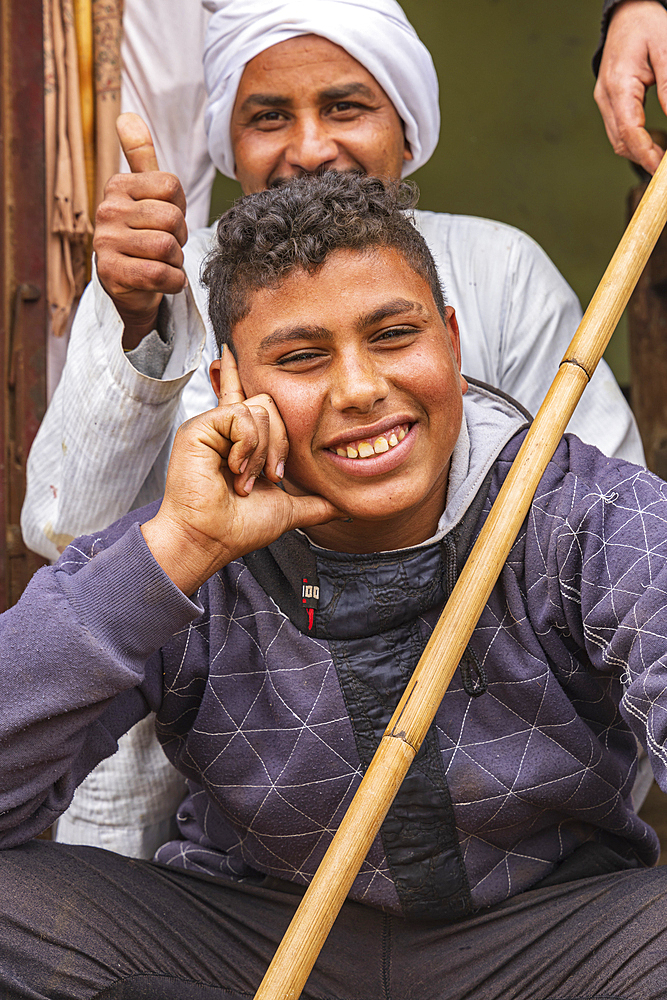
top-left (209, 1), bottom-right (666, 388)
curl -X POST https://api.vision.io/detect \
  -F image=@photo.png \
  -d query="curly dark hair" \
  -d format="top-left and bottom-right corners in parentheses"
top-left (201, 172), bottom-right (447, 352)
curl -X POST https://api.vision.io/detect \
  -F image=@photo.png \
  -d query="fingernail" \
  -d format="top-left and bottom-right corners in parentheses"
top-left (239, 458), bottom-right (249, 474)
top-left (244, 476), bottom-right (257, 495)
top-left (276, 460), bottom-right (285, 479)
top-left (182, 272), bottom-right (189, 288)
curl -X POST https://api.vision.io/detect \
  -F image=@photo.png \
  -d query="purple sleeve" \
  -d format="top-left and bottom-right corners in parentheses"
top-left (0, 509), bottom-right (203, 845)
top-left (525, 435), bottom-right (667, 790)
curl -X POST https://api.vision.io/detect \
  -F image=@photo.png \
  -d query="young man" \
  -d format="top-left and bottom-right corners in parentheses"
top-left (2, 172), bottom-right (667, 999)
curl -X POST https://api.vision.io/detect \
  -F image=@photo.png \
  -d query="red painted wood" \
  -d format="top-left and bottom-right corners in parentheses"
top-left (0, 0), bottom-right (48, 610)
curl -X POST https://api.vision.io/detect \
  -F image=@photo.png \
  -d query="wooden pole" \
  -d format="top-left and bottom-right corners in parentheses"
top-left (253, 149), bottom-right (667, 1000)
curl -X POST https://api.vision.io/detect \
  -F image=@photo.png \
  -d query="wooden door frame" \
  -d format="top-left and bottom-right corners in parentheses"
top-left (0, 0), bottom-right (47, 610)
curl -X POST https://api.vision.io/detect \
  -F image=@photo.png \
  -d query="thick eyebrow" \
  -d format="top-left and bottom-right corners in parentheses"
top-left (317, 83), bottom-right (378, 103)
top-left (258, 325), bottom-right (333, 353)
top-left (356, 299), bottom-right (428, 330)
top-left (237, 82), bottom-right (379, 116)
top-left (237, 93), bottom-right (293, 114)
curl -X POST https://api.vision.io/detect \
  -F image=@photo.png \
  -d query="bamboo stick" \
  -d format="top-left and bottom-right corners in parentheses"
top-left (254, 150), bottom-right (667, 1000)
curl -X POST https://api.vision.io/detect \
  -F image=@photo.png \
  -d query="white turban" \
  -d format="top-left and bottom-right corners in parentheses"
top-left (202, 0), bottom-right (440, 180)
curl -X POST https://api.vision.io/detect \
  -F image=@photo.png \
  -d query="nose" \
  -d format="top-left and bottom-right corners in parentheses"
top-left (329, 353), bottom-right (390, 413)
top-left (285, 117), bottom-right (339, 175)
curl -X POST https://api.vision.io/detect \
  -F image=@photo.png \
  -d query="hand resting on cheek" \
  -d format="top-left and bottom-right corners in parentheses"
top-left (140, 347), bottom-right (343, 596)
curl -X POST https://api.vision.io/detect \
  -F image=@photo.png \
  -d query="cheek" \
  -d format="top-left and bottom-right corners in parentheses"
top-left (281, 401), bottom-right (318, 454)
top-left (397, 350), bottom-right (455, 403)
top-left (264, 384), bottom-right (320, 453)
top-left (233, 135), bottom-right (278, 189)
top-left (355, 120), bottom-right (406, 172)
top-left (393, 353), bottom-right (463, 438)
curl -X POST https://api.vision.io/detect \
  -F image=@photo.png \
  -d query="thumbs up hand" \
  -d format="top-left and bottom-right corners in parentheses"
top-left (93, 113), bottom-right (189, 350)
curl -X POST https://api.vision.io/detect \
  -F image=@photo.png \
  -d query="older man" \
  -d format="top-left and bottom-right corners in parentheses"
top-left (21, 0), bottom-right (645, 857)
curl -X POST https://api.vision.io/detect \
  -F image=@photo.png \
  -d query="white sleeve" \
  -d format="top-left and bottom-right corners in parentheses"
top-left (419, 212), bottom-right (645, 465)
top-left (497, 226), bottom-right (645, 464)
top-left (120, 0), bottom-right (215, 231)
top-left (21, 265), bottom-right (207, 562)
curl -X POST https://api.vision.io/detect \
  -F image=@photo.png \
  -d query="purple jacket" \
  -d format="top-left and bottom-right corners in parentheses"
top-left (0, 385), bottom-right (665, 920)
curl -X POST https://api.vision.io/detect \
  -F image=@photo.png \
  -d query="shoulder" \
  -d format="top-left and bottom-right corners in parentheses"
top-left (413, 209), bottom-right (543, 258)
top-left (527, 435), bottom-right (667, 542)
top-left (491, 431), bottom-right (663, 519)
top-left (412, 210), bottom-right (567, 308)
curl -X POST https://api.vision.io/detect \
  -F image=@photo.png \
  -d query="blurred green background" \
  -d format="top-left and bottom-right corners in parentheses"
top-left (209, 0), bottom-right (667, 390)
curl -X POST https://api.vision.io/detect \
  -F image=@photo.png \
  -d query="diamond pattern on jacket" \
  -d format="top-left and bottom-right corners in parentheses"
top-left (155, 558), bottom-right (400, 911)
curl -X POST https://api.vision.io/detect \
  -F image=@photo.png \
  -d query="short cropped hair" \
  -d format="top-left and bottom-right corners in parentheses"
top-left (202, 172), bottom-right (447, 352)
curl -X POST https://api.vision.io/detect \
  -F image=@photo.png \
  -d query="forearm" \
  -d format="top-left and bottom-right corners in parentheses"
top-left (0, 517), bottom-right (202, 844)
top-left (21, 266), bottom-right (207, 561)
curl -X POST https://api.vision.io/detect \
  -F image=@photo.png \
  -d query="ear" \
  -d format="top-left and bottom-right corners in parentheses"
top-left (444, 306), bottom-right (461, 368)
top-left (445, 308), bottom-right (468, 396)
top-left (209, 358), bottom-right (222, 399)
top-left (403, 137), bottom-right (414, 164)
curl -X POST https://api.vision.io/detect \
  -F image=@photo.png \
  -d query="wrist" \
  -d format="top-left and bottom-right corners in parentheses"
top-left (121, 308), bottom-right (162, 351)
top-left (141, 514), bottom-right (232, 596)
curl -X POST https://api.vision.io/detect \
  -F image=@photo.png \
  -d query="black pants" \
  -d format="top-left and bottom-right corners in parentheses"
top-left (2, 841), bottom-right (667, 1000)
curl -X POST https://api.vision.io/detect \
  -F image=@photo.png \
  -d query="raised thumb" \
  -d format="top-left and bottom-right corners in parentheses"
top-left (116, 112), bottom-right (160, 173)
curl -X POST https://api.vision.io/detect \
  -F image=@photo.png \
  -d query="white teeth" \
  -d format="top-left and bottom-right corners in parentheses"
top-left (346, 445), bottom-right (359, 459)
top-left (398, 428), bottom-right (406, 441)
top-left (358, 442), bottom-right (375, 458)
top-left (388, 433), bottom-right (399, 447)
top-left (373, 437), bottom-right (389, 454)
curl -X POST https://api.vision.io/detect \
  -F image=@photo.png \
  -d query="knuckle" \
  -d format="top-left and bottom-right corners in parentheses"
top-left (611, 132), bottom-right (630, 155)
top-left (95, 198), bottom-right (123, 227)
top-left (102, 173), bottom-right (126, 197)
top-left (229, 401), bottom-right (255, 428)
top-left (162, 201), bottom-right (186, 233)
top-left (95, 256), bottom-right (127, 294)
top-left (162, 172), bottom-right (182, 198)
top-left (248, 403), bottom-right (270, 422)
top-left (92, 222), bottom-right (125, 254)
top-left (140, 258), bottom-right (175, 289)
top-left (153, 230), bottom-right (181, 262)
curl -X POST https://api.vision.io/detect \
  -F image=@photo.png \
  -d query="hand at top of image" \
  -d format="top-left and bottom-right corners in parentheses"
top-left (595, 0), bottom-right (667, 173)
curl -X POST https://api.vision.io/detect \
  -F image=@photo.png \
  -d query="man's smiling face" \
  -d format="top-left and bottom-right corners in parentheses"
top-left (230, 34), bottom-right (412, 193)
top-left (228, 247), bottom-right (467, 553)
